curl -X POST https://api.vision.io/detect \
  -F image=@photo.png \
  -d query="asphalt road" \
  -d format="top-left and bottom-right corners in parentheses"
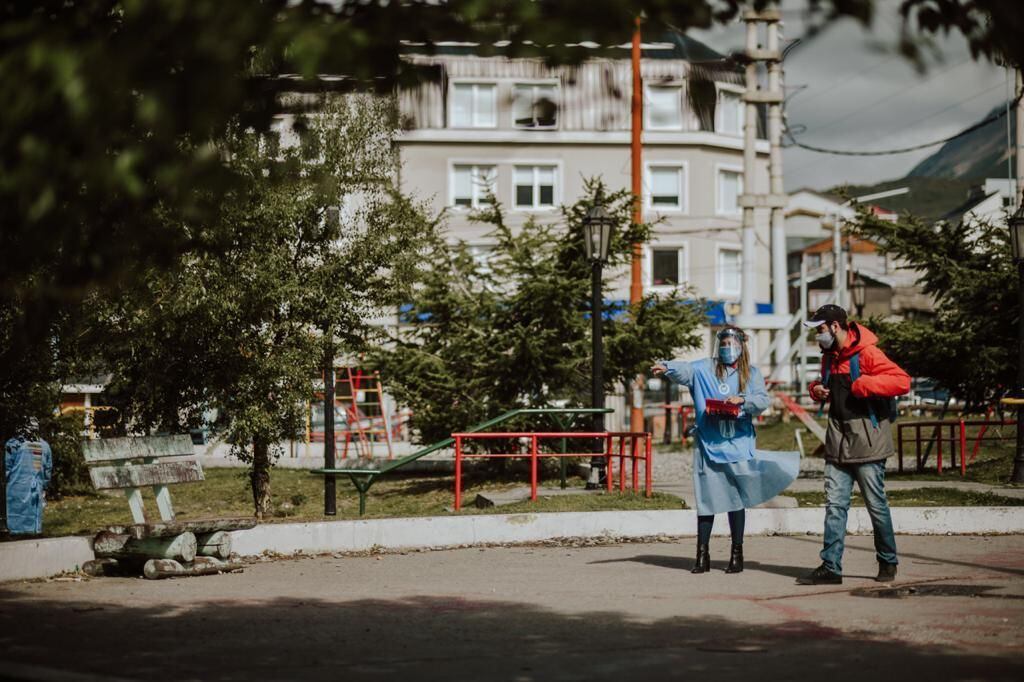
top-left (1, 534), bottom-right (1022, 681)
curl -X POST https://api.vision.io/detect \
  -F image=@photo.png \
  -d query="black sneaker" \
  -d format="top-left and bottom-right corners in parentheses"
top-left (796, 563), bottom-right (843, 585)
top-left (875, 562), bottom-right (898, 582)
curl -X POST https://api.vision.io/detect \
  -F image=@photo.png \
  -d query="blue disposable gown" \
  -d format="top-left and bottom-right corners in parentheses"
top-left (662, 359), bottom-right (799, 515)
top-left (4, 437), bottom-right (53, 535)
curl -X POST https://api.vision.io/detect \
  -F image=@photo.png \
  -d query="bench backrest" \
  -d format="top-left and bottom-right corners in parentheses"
top-left (83, 435), bottom-right (203, 525)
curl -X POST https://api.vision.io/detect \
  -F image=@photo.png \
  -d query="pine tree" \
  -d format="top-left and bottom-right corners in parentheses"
top-left (374, 180), bottom-right (706, 444)
top-left (850, 210), bottom-right (1016, 411)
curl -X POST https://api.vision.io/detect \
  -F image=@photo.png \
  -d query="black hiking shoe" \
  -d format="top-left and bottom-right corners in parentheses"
top-left (796, 563), bottom-right (843, 585)
top-left (875, 562), bottom-right (898, 582)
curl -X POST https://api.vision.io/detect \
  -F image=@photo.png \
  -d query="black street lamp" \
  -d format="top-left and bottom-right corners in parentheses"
top-left (1006, 201), bottom-right (1024, 484)
top-left (852, 275), bottom-right (867, 318)
top-left (583, 202), bottom-right (614, 489)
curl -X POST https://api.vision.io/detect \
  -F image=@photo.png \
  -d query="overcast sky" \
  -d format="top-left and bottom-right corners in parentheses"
top-left (690, 0), bottom-right (1014, 191)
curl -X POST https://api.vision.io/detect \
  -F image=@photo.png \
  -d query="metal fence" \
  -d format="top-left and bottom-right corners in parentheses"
top-left (896, 420), bottom-right (1016, 474)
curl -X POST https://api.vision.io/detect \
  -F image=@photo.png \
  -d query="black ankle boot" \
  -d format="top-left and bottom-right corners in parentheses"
top-left (691, 544), bottom-right (710, 574)
top-left (725, 544), bottom-right (744, 574)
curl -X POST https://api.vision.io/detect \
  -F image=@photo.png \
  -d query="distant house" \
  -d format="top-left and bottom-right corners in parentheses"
top-left (784, 190), bottom-right (933, 320)
top-left (792, 235), bottom-right (933, 319)
top-left (938, 178), bottom-right (1013, 228)
top-left (784, 188), bottom-right (854, 274)
top-left (60, 374), bottom-right (113, 437)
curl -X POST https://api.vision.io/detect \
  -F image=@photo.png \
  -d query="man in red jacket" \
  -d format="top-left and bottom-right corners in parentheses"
top-left (797, 304), bottom-right (911, 585)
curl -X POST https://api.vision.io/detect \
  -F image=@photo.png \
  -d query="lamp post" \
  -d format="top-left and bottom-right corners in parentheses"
top-left (583, 202), bottom-right (614, 489)
top-left (852, 276), bottom-right (867, 318)
top-left (1006, 202), bottom-right (1024, 484)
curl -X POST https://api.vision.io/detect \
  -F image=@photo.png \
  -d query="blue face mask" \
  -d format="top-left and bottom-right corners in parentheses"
top-left (718, 345), bottom-right (741, 366)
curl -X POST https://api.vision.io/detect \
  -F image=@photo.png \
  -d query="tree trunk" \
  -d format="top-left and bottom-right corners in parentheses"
top-left (251, 438), bottom-right (271, 520)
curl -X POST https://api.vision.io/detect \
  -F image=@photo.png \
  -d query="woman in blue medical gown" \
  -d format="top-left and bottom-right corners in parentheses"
top-left (652, 326), bottom-right (799, 574)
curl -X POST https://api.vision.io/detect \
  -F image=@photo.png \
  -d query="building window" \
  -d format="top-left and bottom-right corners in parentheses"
top-left (717, 90), bottom-right (744, 135)
top-left (513, 165), bottom-right (556, 209)
top-left (646, 165), bottom-right (685, 211)
top-left (650, 246), bottom-right (686, 288)
top-left (807, 253), bottom-right (822, 270)
top-left (646, 85), bottom-right (683, 130)
top-left (451, 165), bottom-right (496, 208)
top-left (450, 83), bottom-right (497, 128)
top-left (717, 247), bottom-right (742, 297)
top-left (513, 84), bottom-right (558, 128)
top-left (717, 168), bottom-right (742, 215)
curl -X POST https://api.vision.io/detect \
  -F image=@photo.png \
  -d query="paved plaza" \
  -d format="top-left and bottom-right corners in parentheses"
top-left (1, 534), bottom-right (1022, 680)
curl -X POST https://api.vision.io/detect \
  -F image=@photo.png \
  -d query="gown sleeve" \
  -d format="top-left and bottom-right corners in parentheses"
top-left (660, 360), bottom-right (696, 388)
top-left (740, 367), bottom-right (770, 417)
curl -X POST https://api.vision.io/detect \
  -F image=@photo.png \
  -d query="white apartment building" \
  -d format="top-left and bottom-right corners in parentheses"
top-left (395, 38), bottom-right (774, 355)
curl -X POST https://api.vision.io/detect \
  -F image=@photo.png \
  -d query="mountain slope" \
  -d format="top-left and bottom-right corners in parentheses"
top-left (826, 177), bottom-right (974, 219)
top-left (826, 100), bottom-right (1017, 218)
top-left (907, 103), bottom-right (1017, 180)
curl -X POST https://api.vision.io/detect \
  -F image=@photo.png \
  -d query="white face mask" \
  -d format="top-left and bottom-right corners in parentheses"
top-left (816, 329), bottom-right (835, 350)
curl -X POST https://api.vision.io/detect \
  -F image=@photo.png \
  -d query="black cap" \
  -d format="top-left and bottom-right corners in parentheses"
top-left (802, 304), bottom-right (847, 329)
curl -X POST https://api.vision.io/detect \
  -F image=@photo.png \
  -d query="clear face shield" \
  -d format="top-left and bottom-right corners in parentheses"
top-left (712, 328), bottom-right (746, 366)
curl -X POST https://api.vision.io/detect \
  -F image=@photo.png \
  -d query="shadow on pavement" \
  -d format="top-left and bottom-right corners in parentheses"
top-left (0, 589), bottom-right (1020, 681)
top-left (784, 534), bottom-right (1024, 577)
top-left (589, 553), bottom-right (829, 580)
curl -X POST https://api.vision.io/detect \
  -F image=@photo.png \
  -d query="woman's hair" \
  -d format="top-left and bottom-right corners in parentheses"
top-left (715, 325), bottom-right (751, 393)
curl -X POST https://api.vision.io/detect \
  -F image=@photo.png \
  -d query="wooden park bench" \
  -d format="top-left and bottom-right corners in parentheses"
top-left (81, 434), bottom-right (254, 579)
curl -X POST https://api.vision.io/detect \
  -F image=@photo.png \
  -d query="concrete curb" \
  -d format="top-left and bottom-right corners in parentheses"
top-left (3, 507), bottom-right (1023, 583)
top-left (0, 536), bottom-right (93, 583)
top-left (229, 506), bottom-right (1024, 557)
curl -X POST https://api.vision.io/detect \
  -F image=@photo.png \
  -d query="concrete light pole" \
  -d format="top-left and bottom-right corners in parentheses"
top-left (767, 7), bottom-right (791, 383)
top-left (740, 13), bottom-right (759, 320)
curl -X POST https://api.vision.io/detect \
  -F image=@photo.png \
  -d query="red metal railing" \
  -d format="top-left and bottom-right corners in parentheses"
top-left (451, 431), bottom-right (653, 511)
top-left (896, 420), bottom-right (1016, 474)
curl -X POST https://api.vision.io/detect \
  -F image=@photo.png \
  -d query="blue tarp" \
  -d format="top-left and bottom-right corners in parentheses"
top-left (705, 301), bottom-right (774, 325)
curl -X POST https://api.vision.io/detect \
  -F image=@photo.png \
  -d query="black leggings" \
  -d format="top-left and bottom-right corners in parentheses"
top-left (697, 510), bottom-right (745, 546)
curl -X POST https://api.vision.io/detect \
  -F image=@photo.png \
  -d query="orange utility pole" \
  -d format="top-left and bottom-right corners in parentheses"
top-left (630, 16), bottom-right (645, 433)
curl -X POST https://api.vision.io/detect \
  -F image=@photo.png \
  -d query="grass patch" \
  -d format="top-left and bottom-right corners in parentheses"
top-left (789, 488), bottom-right (1024, 508)
top-left (889, 437), bottom-right (1017, 484)
top-left (40, 466), bottom-right (682, 538)
top-left (754, 418), bottom-right (827, 452)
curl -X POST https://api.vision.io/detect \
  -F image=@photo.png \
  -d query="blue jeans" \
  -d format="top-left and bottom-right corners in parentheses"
top-left (820, 461), bottom-right (898, 574)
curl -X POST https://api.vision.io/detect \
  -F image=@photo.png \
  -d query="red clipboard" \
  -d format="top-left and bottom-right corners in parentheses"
top-left (705, 398), bottom-right (741, 418)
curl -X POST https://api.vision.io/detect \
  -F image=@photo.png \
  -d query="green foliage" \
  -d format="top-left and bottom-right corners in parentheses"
top-left (373, 180), bottom-right (706, 444)
top-left (3, 0), bottom-right (1017, 446)
top-left (41, 414), bottom-right (91, 500)
top-left (849, 209), bottom-right (1016, 410)
top-left (41, 467), bottom-right (682, 536)
top-left (87, 95), bottom-right (435, 516)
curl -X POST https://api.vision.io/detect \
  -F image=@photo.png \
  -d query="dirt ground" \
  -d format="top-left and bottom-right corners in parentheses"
top-left (1, 534), bottom-right (1022, 681)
